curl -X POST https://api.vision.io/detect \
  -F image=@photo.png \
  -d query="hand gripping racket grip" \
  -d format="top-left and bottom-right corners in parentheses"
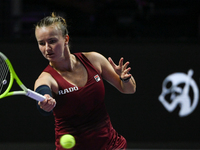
top-left (26, 89), bottom-right (46, 102)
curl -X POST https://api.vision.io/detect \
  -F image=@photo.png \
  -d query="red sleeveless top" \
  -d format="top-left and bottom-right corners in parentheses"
top-left (43, 53), bottom-right (127, 150)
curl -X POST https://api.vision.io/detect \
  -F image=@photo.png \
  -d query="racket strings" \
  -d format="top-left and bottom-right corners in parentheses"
top-left (0, 56), bottom-right (9, 94)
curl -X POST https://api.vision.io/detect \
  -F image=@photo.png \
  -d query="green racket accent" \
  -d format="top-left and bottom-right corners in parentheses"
top-left (0, 52), bottom-right (27, 99)
top-left (0, 52), bottom-right (46, 102)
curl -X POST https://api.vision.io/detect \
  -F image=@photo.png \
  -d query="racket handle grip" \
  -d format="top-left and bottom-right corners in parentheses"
top-left (26, 89), bottom-right (46, 102)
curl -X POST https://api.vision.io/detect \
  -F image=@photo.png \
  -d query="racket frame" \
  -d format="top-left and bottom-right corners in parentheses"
top-left (0, 52), bottom-right (45, 101)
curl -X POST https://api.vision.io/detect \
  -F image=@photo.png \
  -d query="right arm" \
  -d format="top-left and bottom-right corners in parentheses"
top-left (34, 72), bottom-right (57, 115)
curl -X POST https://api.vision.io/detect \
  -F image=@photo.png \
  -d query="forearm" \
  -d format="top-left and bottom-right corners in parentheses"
top-left (120, 75), bottom-right (136, 94)
top-left (35, 85), bottom-right (53, 116)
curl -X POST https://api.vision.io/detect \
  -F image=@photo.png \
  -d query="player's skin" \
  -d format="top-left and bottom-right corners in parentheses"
top-left (34, 24), bottom-right (136, 112)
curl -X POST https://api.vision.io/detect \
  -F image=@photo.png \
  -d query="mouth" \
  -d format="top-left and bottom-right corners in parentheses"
top-left (46, 53), bottom-right (54, 58)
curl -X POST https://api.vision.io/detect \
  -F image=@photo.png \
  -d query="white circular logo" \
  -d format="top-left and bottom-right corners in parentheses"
top-left (159, 69), bottom-right (199, 117)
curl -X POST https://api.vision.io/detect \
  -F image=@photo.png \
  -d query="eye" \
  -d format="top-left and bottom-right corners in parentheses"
top-left (49, 39), bottom-right (57, 44)
top-left (38, 41), bottom-right (45, 46)
top-left (166, 81), bottom-right (172, 89)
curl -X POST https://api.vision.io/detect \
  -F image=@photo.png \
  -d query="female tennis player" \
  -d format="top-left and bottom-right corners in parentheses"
top-left (34, 12), bottom-right (136, 150)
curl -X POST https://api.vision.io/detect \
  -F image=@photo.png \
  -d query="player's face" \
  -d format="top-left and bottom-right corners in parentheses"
top-left (35, 25), bottom-right (66, 61)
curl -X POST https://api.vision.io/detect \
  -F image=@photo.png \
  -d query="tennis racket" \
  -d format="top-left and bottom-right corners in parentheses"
top-left (0, 52), bottom-right (45, 101)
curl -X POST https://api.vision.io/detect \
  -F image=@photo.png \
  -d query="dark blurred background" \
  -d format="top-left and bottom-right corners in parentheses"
top-left (1, 0), bottom-right (200, 39)
top-left (0, 0), bottom-right (200, 150)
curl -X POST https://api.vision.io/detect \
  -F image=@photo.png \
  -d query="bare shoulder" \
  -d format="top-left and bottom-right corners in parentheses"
top-left (34, 72), bottom-right (51, 88)
top-left (83, 51), bottom-right (108, 65)
top-left (83, 51), bottom-right (105, 60)
top-left (37, 72), bottom-right (53, 81)
top-left (34, 72), bottom-right (58, 92)
top-left (82, 52), bottom-right (107, 74)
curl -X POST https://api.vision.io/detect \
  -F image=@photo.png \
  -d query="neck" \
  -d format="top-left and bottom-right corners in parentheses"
top-left (50, 53), bottom-right (76, 72)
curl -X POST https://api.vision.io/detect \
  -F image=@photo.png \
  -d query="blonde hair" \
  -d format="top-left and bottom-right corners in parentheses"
top-left (35, 12), bottom-right (68, 37)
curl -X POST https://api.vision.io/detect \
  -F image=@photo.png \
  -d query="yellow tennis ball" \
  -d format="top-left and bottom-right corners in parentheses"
top-left (60, 134), bottom-right (76, 149)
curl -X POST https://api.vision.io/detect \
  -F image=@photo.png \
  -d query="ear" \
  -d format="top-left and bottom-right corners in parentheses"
top-left (65, 35), bottom-right (69, 45)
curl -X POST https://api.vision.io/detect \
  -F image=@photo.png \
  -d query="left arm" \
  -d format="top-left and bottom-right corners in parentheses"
top-left (84, 52), bottom-right (136, 94)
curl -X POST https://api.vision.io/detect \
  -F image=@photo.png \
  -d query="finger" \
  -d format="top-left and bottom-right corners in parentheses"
top-left (43, 94), bottom-right (54, 105)
top-left (124, 67), bottom-right (131, 75)
top-left (44, 94), bottom-right (50, 99)
top-left (39, 99), bottom-right (47, 108)
top-left (108, 57), bottom-right (116, 68)
top-left (119, 57), bottom-right (124, 68)
top-left (47, 98), bottom-right (56, 107)
top-left (123, 61), bottom-right (130, 70)
top-left (45, 105), bottom-right (54, 112)
top-left (39, 95), bottom-right (49, 105)
top-left (46, 99), bottom-right (56, 111)
top-left (42, 105), bottom-right (54, 112)
top-left (40, 99), bottom-right (48, 106)
top-left (38, 101), bottom-right (43, 109)
top-left (41, 100), bottom-right (55, 112)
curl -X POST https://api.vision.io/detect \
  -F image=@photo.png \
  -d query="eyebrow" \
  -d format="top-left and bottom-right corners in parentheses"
top-left (38, 37), bottom-right (57, 43)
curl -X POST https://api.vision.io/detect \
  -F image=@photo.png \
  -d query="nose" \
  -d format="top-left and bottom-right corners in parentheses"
top-left (45, 43), bottom-right (51, 51)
